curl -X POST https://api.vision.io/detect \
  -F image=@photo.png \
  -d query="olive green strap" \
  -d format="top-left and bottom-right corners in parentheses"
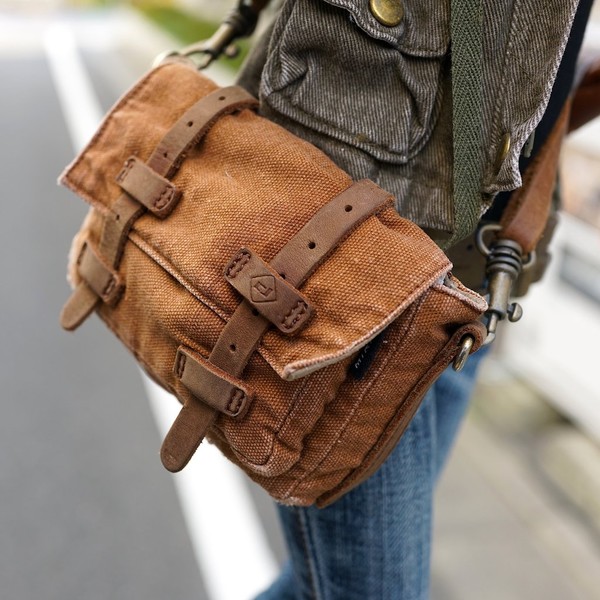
top-left (444, 0), bottom-right (484, 250)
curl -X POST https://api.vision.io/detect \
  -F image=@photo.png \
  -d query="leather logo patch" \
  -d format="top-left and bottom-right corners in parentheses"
top-left (251, 276), bottom-right (277, 302)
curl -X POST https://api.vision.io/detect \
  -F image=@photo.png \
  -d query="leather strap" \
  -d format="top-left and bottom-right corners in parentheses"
top-left (147, 86), bottom-right (258, 177)
top-left (163, 180), bottom-right (393, 472)
top-left (175, 346), bottom-right (253, 417)
top-left (499, 100), bottom-right (571, 254)
top-left (77, 242), bottom-right (124, 305)
top-left (61, 83), bottom-right (258, 331)
top-left (116, 156), bottom-right (182, 218)
top-left (224, 247), bottom-right (314, 335)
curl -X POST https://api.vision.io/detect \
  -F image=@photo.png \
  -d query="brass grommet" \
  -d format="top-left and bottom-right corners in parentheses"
top-left (369, 0), bottom-right (404, 27)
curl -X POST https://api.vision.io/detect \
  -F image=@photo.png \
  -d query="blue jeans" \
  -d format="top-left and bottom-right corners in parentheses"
top-left (256, 346), bottom-right (488, 600)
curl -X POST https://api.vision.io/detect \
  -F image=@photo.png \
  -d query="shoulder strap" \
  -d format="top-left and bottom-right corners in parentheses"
top-left (445, 0), bottom-right (485, 250)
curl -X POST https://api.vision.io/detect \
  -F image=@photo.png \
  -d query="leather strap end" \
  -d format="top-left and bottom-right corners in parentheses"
top-left (160, 401), bottom-right (217, 472)
top-left (224, 247), bottom-right (314, 335)
top-left (60, 282), bottom-right (99, 331)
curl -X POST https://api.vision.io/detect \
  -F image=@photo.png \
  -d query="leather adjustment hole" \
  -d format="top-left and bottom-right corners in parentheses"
top-left (251, 308), bottom-right (260, 316)
top-left (163, 151), bottom-right (168, 158)
top-left (187, 121), bottom-right (194, 127)
top-left (229, 343), bottom-right (237, 352)
top-left (218, 96), bottom-right (226, 101)
top-left (345, 205), bottom-right (353, 212)
top-left (279, 272), bottom-right (286, 279)
top-left (115, 214), bottom-right (120, 221)
top-left (308, 241), bottom-right (316, 249)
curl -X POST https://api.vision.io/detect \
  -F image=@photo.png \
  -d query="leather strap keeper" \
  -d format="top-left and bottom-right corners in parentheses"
top-left (77, 242), bottom-right (124, 305)
top-left (224, 247), bottom-right (314, 335)
top-left (116, 156), bottom-right (182, 218)
top-left (174, 347), bottom-right (253, 418)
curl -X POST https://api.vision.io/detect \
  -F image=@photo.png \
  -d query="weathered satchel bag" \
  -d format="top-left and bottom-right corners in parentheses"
top-left (59, 58), bottom-right (487, 507)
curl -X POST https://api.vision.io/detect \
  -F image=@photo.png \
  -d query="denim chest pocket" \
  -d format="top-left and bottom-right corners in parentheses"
top-left (260, 0), bottom-right (450, 164)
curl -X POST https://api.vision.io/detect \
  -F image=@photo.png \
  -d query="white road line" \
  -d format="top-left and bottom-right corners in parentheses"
top-left (143, 377), bottom-right (280, 600)
top-left (45, 21), bottom-right (279, 599)
top-left (43, 23), bottom-right (104, 152)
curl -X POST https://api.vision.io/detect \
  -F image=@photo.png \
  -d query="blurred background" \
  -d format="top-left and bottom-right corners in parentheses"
top-left (1, 1), bottom-right (599, 598)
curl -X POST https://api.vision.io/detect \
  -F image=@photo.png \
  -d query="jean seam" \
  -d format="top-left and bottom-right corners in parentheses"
top-left (294, 508), bottom-right (324, 600)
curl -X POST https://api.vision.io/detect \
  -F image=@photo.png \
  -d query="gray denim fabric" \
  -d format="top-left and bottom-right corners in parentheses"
top-left (239, 0), bottom-right (578, 235)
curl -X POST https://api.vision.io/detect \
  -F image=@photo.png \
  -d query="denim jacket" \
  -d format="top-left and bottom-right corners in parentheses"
top-left (240, 0), bottom-right (579, 235)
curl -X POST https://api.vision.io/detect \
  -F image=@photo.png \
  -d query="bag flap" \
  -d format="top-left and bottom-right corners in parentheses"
top-left (60, 61), bottom-right (475, 383)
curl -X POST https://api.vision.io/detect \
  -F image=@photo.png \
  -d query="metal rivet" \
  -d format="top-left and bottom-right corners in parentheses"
top-left (369, 0), bottom-right (404, 27)
top-left (496, 132), bottom-right (511, 173)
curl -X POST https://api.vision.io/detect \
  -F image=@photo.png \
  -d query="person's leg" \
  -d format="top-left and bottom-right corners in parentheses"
top-left (256, 348), bottom-right (488, 600)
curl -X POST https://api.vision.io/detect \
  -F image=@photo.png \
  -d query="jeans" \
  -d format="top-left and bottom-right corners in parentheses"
top-left (256, 346), bottom-right (488, 600)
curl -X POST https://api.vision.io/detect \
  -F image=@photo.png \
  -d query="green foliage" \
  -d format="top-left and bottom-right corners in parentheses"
top-left (134, 3), bottom-right (249, 71)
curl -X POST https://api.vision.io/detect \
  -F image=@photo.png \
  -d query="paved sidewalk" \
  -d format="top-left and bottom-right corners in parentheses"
top-left (432, 355), bottom-right (600, 600)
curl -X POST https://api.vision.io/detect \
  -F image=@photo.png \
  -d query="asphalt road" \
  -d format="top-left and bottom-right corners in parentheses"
top-left (0, 40), bottom-right (208, 600)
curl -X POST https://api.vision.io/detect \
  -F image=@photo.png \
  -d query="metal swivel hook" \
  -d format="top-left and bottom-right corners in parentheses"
top-left (476, 224), bottom-right (536, 344)
top-left (154, 0), bottom-right (270, 70)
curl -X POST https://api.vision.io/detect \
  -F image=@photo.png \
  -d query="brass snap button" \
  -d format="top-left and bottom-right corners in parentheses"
top-left (369, 0), bottom-right (404, 27)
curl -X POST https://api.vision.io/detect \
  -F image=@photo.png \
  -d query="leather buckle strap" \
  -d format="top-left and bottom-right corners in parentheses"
top-left (77, 241), bottom-right (124, 305)
top-left (116, 156), bottom-right (182, 218)
top-left (61, 85), bottom-right (258, 332)
top-left (224, 247), bottom-right (314, 335)
top-left (162, 180), bottom-right (393, 472)
top-left (174, 346), bottom-right (253, 418)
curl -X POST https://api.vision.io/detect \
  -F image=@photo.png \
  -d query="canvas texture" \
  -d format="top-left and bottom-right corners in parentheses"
top-left (60, 60), bottom-right (487, 507)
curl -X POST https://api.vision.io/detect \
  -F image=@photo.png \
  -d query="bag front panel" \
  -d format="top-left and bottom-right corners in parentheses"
top-left (239, 278), bottom-right (485, 505)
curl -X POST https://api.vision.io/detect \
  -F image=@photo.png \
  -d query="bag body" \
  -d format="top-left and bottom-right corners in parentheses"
top-left (60, 59), bottom-right (486, 507)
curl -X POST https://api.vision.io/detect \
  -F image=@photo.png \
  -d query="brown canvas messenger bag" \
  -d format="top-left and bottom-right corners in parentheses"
top-left (58, 56), bottom-right (489, 507)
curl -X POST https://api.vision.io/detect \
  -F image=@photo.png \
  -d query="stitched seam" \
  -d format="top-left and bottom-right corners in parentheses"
top-left (323, 308), bottom-right (478, 503)
top-left (226, 388), bottom-right (245, 415)
top-left (153, 186), bottom-right (174, 210)
top-left (225, 250), bottom-right (251, 278)
top-left (278, 260), bottom-right (449, 377)
top-left (116, 158), bottom-right (135, 183)
top-left (296, 509), bottom-right (324, 600)
top-left (128, 232), bottom-right (228, 320)
top-left (281, 300), bottom-right (308, 331)
top-left (102, 276), bottom-right (116, 297)
top-left (283, 298), bottom-right (423, 499)
top-left (176, 352), bottom-right (187, 379)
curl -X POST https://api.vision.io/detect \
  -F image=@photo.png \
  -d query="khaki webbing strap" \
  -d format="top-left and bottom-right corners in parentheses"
top-left (499, 100), bottom-right (571, 254)
top-left (224, 248), bottom-right (314, 335)
top-left (116, 156), bottom-right (182, 218)
top-left (163, 180), bottom-right (393, 472)
top-left (61, 84), bottom-right (258, 331)
top-left (445, 0), bottom-right (484, 249)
